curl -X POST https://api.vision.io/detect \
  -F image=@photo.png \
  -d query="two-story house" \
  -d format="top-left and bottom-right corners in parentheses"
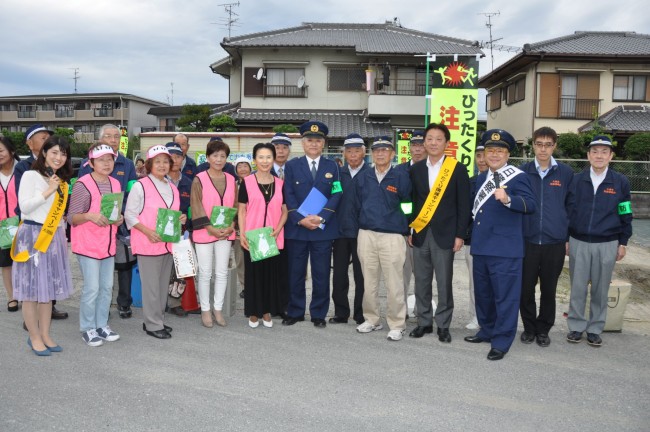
top-left (479, 31), bottom-right (650, 143)
top-left (209, 21), bottom-right (484, 149)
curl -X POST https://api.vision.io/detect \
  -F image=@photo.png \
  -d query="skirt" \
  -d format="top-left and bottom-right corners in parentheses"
top-left (12, 223), bottom-right (73, 302)
top-left (243, 248), bottom-right (287, 317)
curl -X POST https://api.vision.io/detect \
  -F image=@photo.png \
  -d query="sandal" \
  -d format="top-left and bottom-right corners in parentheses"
top-left (7, 300), bottom-right (19, 312)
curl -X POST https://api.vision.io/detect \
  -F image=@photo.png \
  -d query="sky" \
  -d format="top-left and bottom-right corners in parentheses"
top-left (1, 0), bottom-right (648, 106)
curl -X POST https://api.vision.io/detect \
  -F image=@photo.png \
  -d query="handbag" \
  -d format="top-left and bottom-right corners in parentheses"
top-left (168, 265), bottom-right (187, 299)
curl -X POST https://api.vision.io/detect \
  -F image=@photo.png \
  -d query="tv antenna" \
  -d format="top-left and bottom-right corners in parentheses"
top-left (477, 12), bottom-right (521, 70)
top-left (69, 67), bottom-right (81, 93)
top-left (170, 82), bottom-right (174, 105)
top-left (213, 2), bottom-right (240, 39)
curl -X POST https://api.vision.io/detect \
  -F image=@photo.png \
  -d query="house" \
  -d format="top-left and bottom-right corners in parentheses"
top-left (0, 92), bottom-right (167, 142)
top-left (479, 31), bottom-right (650, 143)
top-left (146, 104), bottom-right (226, 132)
top-left (209, 21), bottom-right (484, 149)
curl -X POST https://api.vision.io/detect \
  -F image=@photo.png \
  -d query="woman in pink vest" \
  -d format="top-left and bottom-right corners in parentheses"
top-left (238, 143), bottom-right (288, 328)
top-left (69, 144), bottom-right (123, 347)
top-left (125, 145), bottom-right (186, 339)
top-left (0, 137), bottom-right (20, 312)
top-left (190, 140), bottom-right (237, 328)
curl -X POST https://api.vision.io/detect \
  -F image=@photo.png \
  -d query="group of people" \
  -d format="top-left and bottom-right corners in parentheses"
top-left (2, 119), bottom-right (632, 361)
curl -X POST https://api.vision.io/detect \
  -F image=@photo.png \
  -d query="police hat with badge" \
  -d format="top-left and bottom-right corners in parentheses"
top-left (271, 133), bottom-right (292, 146)
top-left (165, 142), bottom-right (184, 156)
top-left (370, 136), bottom-right (394, 150)
top-left (343, 133), bottom-right (365, 148)
top-left (586, 135), bottom-right (614, 148)
top-left (300, 120), bottom-right (328, 138)
top-left (481, 129), bottom-right (517, 152)
top-left (409, 130), bottom-right (425, 145)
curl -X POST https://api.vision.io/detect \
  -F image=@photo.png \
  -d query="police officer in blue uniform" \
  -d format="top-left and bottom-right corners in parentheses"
top-left (282, 121), bottom-right (342, 327)
top-left (464, 129), bottom-right (536, 360)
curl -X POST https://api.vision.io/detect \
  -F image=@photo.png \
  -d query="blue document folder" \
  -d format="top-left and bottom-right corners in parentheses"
top-left (297, 187), bottom-right (327, 229)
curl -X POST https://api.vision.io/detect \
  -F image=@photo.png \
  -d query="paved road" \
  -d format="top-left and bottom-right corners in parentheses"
top-left (1, 248), bottom-right (649, 431)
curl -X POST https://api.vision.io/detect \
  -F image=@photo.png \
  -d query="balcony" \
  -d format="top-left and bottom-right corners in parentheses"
top-left (55, 110), bottom-right (74, 118)
top-left (94, 108), bottom-right (114, 117)
top-left (263, 85), bottom-right (306, 98)
top-left (374, 78), bottom-right (428, 96)
top-left (559, 98), bottom-right (601, 120)
top-left (17, 111), bottom-right (36, 118)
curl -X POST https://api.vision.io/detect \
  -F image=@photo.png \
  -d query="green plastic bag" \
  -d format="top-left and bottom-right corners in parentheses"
top-left (0, 216), bottom-right (19, 249)
top-left (210, 206), bottom-right (237, 228)
top-left (100, 192), bottom-right (124, 222)
top-left (156, 208), bottom-right (182, 243)
top-left (245, 227), bottom-right (280, 262)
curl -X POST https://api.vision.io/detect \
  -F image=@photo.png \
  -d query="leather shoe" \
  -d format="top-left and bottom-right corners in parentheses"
top-left (464, 334), bottom-right (486, 343)
top-left (51, 306), bottom-right (68, 320)
top-left (281, 316), bottom-right (304, 326)
top-left (328, 316), bottom-right (348, 324)
top-left (409, 325), bottom-right (433, 338)
top-left (142, 323), bottom-right (172, 333)
top-left (487, 348), bottom-right (505, 361)
top-left (437, 328), bottom-right (452, 343)
top-left (520, 331), bottom-right (535, 344)
top-left (145, 329), bottom-right (171, 339)
top-left (168, 306), bottom-right (187, 317)
top-left (536, 333), bottom-right (551, 347)
top-left (312, 318), bottom-right (327, 328)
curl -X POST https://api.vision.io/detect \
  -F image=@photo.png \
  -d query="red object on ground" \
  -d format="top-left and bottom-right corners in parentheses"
top-left (181, 277), bottom-right (200, 311)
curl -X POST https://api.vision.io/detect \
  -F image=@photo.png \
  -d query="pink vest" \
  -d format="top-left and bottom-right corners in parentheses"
top-left (243, 174), bottom-right (284, 249)
top-left (192, 171), bottom-right (237, 244)
top-left (0, 175), bottom-right (17, 220)
top-left (131, 176), bottom-right (180, 256)
top-left (71, 174), bottom-right (121, 259)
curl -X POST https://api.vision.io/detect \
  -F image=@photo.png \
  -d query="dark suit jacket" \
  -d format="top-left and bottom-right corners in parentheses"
top-left (283, 156), bottom-right (341, 241)
top-left (410, 156), bottom-right (470, 249)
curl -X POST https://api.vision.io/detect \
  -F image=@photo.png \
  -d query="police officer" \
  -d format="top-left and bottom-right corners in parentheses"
top-left (464, 129), bottom-right (536, 361)
top-left (270, 133), bottom-right (292, 179)
top-left (282, 121), bottom-right (342, 328)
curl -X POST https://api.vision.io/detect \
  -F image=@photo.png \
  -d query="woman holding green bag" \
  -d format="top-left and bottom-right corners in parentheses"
top-left (0, 137), bottom-right (20, 312)
top-left (125, 145), bottom-right (186, 339)
top-left (238, 143), bottom-right (288, 328)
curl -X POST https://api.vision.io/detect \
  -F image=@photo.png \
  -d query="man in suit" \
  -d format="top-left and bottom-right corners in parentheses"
top-left (174, 133), bottom-right (197, 181)
top-left (464, 129), bottom-right (536, 361)
top-left (270, 133), bottom-right (292, 179)
top-left (282, 121), bottom-right (342, 328)
top-left (330, 133), bottom-right (368, 325)
top-left (408, 123), bottom-right (470, 343)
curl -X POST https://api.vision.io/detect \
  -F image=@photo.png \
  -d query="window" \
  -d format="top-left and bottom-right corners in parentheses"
top-left (94, 103), bottom-right (113, 117)
top-left (613, 75), bottom-right (648, 101)
top-left (55, 103), bottom-right (74, 118)
top-left (265, 68), bottom-right (305, 97)
top-left (18, 104), bottom-right (36, 118)
top-left (506, 78), bottom-right (525, 105)
top-left (328, 68), bottom-right (366, 91)
top-left (488, 90), bottom-right (501, 111)
top-left (538, 73), bottom-right (600, 119)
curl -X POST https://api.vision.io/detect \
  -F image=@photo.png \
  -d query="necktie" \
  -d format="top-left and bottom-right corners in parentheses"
top-left (311, 161), bottom-right (317, 180)
top-left (278, 167), bottom-right (284, 180)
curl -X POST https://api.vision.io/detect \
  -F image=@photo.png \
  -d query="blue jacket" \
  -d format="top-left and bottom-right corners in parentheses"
top-left (471, 168), bottom-right (537, 258)
top-left (352, 166), bottom-right (411, 235)
top-left (567, 167), bottom-right (633, 245)
top-left (520, 160), bottom-right (574, 244)
top-left (337, 162), bottom-right (370, 238)
top-left (283, 156), bottom-right (342, 241)
top-left (182, 156), bottom-right (197, 181)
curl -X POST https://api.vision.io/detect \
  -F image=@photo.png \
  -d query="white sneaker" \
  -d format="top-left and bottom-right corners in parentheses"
top-left (387, 329), bottom-right (405, 341)
top-left (96, 326), bottom-right (120, 342)
top-left (465, 317), bottom-right (480, 330)
top-left (82, 329), bottom-right (104, 347)
top-left (356, 321), bottom-right (383, 333)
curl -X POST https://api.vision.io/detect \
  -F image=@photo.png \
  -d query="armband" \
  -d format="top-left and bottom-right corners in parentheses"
top-left (331, 181), bottom-right (342, 194)
top-left (127, 179), bottom-right (137, 193)
top-left (400, 202), bottom-right (413, 215)
top-left (69, 177), bottom-right (77, 194)
top-left (617, 201), bottom-right (632, 216)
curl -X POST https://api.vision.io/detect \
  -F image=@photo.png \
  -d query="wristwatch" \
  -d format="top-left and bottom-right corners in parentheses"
top-left (319, 217), bottom-right (326, 225)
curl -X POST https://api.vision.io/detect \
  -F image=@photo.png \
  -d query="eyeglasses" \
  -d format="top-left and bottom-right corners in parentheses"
top-left (533, 142), bottom-right (555, 148)
top-left (485, 148), bottom-right (508, 155)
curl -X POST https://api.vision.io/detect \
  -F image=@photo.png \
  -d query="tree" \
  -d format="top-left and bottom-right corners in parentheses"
top-left (624, 132), bottom-right (650, 161)
top-left (556, 133), bottom-right (587, 159)
top-left (176, 104), bottom-right (212, 132)
top-left (273, 124), bottom-right (298, 133)
top-left (0, 129), bottom-right (28, 155)
top-left (209, 114), bottom-right (237, 132)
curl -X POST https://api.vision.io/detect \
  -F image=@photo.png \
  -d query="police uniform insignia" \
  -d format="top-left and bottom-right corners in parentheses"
top-left (311, 124), bottom-right (319, 133)
top-left (325, 172), bottom-right (333, 179)
top-left (491, 132), bottom-right (501, 141)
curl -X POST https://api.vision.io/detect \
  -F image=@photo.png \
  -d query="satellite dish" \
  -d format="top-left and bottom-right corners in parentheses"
top-left (297, 75), bottom-right (305, 88)
top-left (255, 68), bottom-right (264, 80)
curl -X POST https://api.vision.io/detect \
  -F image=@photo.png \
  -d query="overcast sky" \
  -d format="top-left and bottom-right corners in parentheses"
top-left (1, 0), bottom-right (647, 105)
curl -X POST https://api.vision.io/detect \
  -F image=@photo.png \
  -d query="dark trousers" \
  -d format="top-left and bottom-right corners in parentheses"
top-left (520, 242), bottom-right (565, 334)
top-left (116, 266), bottom-right (134, 308)
top-left (474, 255), bottom-right (522, 353)
top-left (332, 237), bottom-right (364, 322)
top-left (286, 239), bottom-right (333, 320)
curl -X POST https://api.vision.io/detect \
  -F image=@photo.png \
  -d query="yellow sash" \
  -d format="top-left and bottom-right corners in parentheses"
top-left (409, 157), bottom-right (457, 233)
top-left (11, 182), bottom-right (69, 262)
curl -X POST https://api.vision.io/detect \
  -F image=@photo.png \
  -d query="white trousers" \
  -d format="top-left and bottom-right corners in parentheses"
top-left (195, 240), bottom-right (232, 311)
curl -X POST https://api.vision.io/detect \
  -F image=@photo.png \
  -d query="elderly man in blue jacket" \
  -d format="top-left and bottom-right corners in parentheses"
top-left (519, 127), bottom-right (574, 348)
top-left (464, 129), bottom-right (536, 360)
top-left (566, 135), bottom-right (632, 347)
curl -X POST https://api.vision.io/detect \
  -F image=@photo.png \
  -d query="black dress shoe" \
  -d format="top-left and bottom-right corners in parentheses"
top-left (464, 334), bottom-right (486, 343)
top-left (328, 316), bottom-right (348, 324)
top-left (536, 333), bottom-right (551, 347)
top-left (142, 323), bottom-right (173, 333)
top-left (437, 328), bottom-right (452, 343)
top-left (146, 329), bottom-right (172, 339)
top-left (520, 331), bottom-right (535, 344)
top-left (168, 306), bottom-right (188, 317)
top-left (281, 316), bottom-right (304, 326)
top-left (409, 325), bottom-right (433, 338)
top-left (118, 306), bottom-right (132, 319)
top-left (487, 348), bottom-right (505, 360)
top-left (312, 318), bottom-right (327, 328)
top-left (51, 306), bottom-right (69, 320)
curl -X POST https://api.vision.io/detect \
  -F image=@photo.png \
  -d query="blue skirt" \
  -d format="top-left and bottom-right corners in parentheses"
top-left (12, 223), bottom-right (73, 303)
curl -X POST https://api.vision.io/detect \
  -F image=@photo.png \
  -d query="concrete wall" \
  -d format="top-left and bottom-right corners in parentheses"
top-left (632, 193), bottom-right (650, 219)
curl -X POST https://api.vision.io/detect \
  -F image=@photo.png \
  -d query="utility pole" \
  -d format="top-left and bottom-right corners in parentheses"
top-left (478, 11), bottom-right (501, 71)
top-left (69, 67), bottom-right (81, 93)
